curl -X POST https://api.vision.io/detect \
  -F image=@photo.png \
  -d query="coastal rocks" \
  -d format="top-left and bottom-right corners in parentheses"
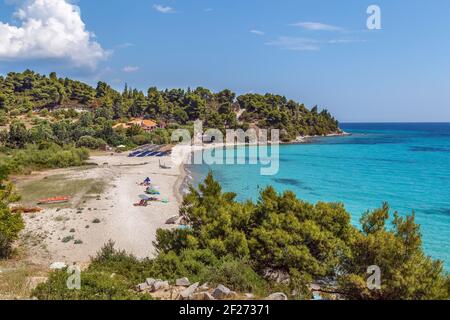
top-left (176, 277), bottom-right (191, 287)
top-left (265, 292), bottom-right (288, 301)
top-left (146, 278), bottom-right (156, 287)
top-left (212, 285), bottom-right (236, 300)
top-left (136, 278), bottom-right (169, 292)
top-left (136, 283), bottom-right (150, 292)
top-left (135, 278), bottom-right (288, 301)
top-left (50, 262), bottom-right (67, 270)
top-left (178, 282), bottom-right (200, 300)
top-left (198, 283), bottom-right (209, 291)
top-left (152, 280), bottom-right (170, 292)
top-left (263, 269), bottom-right (290, 284)
top-left (191, 292), bottom-right (216, 301)
top-left (245, 293), bottom-right (255, 300)
top-left (166, 215), bottom-right (180, 225)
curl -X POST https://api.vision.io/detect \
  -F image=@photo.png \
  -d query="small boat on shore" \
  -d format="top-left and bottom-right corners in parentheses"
top-left (11, 206), bottom-right (43, 213)
top-left (37, 196), bottom-right (71, 205)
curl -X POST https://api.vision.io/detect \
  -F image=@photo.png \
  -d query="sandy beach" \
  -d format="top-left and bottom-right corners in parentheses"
top-left (16, 142), bottom-right (247, 267)
top-left (16, 135), bottom-right (345, 267)
top-left (18, 152), bottom-right (185, 266)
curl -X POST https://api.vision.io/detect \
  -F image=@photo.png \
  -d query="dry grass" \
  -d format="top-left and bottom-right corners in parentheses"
top-left (16, 174), bottom-right (108, 208)
top-left (0, 255), bottom-right (48, 300)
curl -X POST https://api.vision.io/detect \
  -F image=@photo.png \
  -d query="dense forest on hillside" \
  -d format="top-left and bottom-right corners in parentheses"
top-left (0, 70), bottom-right (340, 147)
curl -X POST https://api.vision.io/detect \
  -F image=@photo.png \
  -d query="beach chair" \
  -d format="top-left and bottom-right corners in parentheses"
top-left (137, 151), bottom-right (150, 157)
top-left (128, 151), bottom-right (141, 157)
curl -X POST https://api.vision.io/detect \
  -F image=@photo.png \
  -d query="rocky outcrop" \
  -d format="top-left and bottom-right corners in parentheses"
top-left (136, 283), bottom-right (150, 292)
top-left (135, 278), bottom-right (288, 301)
top-left (198, 283), bottom-right (209, 291)
top-left (265, 292), bottom-right (288, 300)
top-left (191, 292), bottom-right (215, 301)
top-left (136, 278), bottom-right (169, 293)
top-left (152, 280), bottom-right (170, 291)
top-left (178, 282), bottom-right (199, 300)
top-left (50, 262), bottom-right (67, 270)
top-left (212, 285), bottom-right (237, 299)
top-left (176, 277), bottom-right (191, 287)
top-left (245, 293), bottom-right (255, 300)
top-left (165, 215), bottom-right (180, 225)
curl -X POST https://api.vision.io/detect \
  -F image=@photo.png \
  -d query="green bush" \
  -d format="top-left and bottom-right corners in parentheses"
top-left (89, 241), bottom-right (154, 285)
top-left (154, 228), bottom-right (192, 254)
top-left (0, 203), bottom-right (24, 258)
top-left (0, 174), bottom-right (24, 258)
top-left (0, 143), bottom-right (90, 174)
top-left (155, 173), bottom-right (450, 300)
top-left (150, 249), bottom-right (218, 282)
top-left (203, 256), bottom-right (268, 296)
top-left (0, 115), bottom-right (8, 126)
top-left (32, 269), bottom-right (152, 300)
top-left (74, 242), bottom-right (268, 297)
top-left (76, 136), bottom-right (107, 150)
top-left (9, 109), bottom-right (20, 117)
top-left (130, 134), bottom-right (152, 146)
top-left (40, 108), bottom-right (49, 117)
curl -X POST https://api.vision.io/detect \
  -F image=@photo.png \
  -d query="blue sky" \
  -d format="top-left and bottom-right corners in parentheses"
top-left (1, 0), bottom-right (450, 122)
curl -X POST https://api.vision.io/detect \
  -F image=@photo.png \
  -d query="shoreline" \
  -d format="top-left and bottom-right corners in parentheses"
top-left (174, 157), bottom-right (188, 204)
top-left (16, 131), bottom-right (349, 266)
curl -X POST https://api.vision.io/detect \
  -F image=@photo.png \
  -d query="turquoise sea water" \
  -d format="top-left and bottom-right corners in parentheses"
top-left (187, 123), bottom-right (450, 271)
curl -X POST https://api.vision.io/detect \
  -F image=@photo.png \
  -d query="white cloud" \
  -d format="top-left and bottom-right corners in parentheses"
top-left (153, 4), bottom-right (175, 14)
top-left (116, 42), bottom-right (135, 49)
top-left (123, 66), bottom-right (139, 73)
top-left (266, 36), bottom-right (365, 51)
top-left (266, 37), bottom-right (320, 51)
top-left (250, 30), bottom-right (265, 36)
top-left (290, 22), bottom-right (343, 32)
top-left (0, 0), bottom-right (109, 69)
top-left (327, 39), bottom-right (366, 44)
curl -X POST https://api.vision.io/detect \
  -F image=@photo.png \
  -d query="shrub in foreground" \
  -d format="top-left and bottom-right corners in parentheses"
top-left (0, 169), bottom-right (24, 259)
top-left (32, 270), bottom-right (151, 300)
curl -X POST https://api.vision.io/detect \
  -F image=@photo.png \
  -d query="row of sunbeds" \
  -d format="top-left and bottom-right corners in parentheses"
top-left (128, 145), bottom-right (171, 158)
top-left (129, 150), bottom-right (169, 158)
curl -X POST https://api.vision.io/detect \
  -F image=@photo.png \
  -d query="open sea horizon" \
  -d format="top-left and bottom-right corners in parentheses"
top-left (187, 122), bottom-right (450, 271)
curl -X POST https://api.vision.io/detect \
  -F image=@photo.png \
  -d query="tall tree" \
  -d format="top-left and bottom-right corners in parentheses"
top-left (338, 205), bottom-right (449, 300)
